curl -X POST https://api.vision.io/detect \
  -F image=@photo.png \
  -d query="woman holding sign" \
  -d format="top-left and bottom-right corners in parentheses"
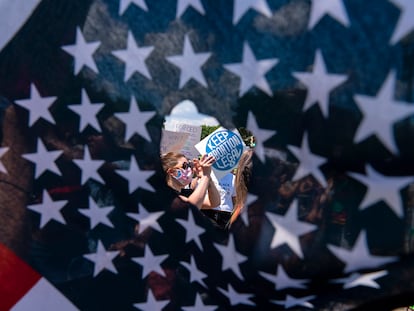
top-left (161, 152), bottom-right (220, 209)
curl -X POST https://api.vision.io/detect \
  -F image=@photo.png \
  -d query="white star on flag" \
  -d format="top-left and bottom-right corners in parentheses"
top-left (266, 199), bottom-right (317, 259)
top-left (287, 132), bottom-right (328, 188)
top-left (73, 146), bottom-right (105, 185)
top-left (68, 89), bottom-right (104, 132)
top-left (115, 155), bottom-right (155, 193)
top-left (224, 42), bottom-right (278, 97)
top-left (348, 164), bottom-right (413, 218)
top-left (14, 83), bottom-right (56, 127)
top-left (331, 270), bottom-right (388, 289)
top-left (114, 96), bottom-right (155, 142)
top-left (292, 49), bottom-right (347, 118)
top-left (180, 255), bottom-right (208, 288)
top-left (327, 230), bottom-right (398, 273)
top-left (308, 0), bottom-right (350, 29)
top-left (272, 294), bottom-right (316, 309)
top-left (133, 289), bottom-right (169, 311)
top-left (78, 196), bottom-right (114, 229)
top-left (353, 70), bottom-right (414, 154)
top-left (10, 277), bottom-right (78, 310)
top-left (247, 110), bottom-right (276, 163)
top-left (22, 138), bottom-right (63, 179)
top-left (0, 147), bottom-right (9, 174)
top-left (0, 1), bottom-right (41, 52)
top-left (119, 0), bottom-right (148, 15)
top-left (214, 234), bottom-right (247, 280)
top-left (217, 284), bottom-right (255, 307)
top-left (182, 294), bottom-right (217, 311)
top-left (83, 240), bottom-right (119, 277)
top-left (259, 265), bottom-right (309, 290)
top-left (240, 193), bottom-right (258, 226)
top-left (176, 0), bottom-right (205, 18)
top-left (126, 203), bottom-right (164, 234)
top-left (175, 209), bottom-right (206, 250)
top-left (233, 0), bottom-right (273, 24)
top-left (166, 34), bottom-right (211, 89)
top-left (132, 245), bottom-right (168, 278)
top-left (389, 0), bottom-right (414, 44)
top-left (62, 27), bottom-right (100, 75)
top-left (27, 190), bottom-right (67, 229)
top-left (112, 31), bottom-right (154, 81)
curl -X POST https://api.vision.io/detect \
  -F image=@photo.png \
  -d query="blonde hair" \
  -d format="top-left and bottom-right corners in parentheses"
top-left (161, 151), bottom-right (186, 179)
top-left (229, 149), bottom-right (253, 225)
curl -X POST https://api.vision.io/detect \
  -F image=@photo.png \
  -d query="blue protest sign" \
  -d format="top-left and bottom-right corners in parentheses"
top-left (196, 127), bottom-right (246, 179)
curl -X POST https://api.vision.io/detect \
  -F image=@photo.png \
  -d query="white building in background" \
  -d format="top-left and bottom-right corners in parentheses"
top-left (164, 99), bottom-right (220, 130)
top-left (163, 100), bottom-right (220, 159)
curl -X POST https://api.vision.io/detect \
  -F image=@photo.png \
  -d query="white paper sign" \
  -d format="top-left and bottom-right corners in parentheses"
top-left (195, 127), bottom-right (246, 180)
top-left (173, 123), bottom-right (202, 160)
top-left (160, 129), bottom-right (189, 155)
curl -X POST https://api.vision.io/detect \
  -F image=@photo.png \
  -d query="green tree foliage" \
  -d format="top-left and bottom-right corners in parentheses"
top-left (201, 125), bottom-right (220, 139)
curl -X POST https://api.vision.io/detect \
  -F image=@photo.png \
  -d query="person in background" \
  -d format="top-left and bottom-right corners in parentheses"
top-left (161, 151), bottom-right (220, 210)
top-left (229, 148), bottom-right (254, 226)
top-left (201, 171), bottom-right (236, 230)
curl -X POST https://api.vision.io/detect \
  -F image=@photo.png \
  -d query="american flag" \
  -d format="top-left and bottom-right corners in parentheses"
top-left (1, 0), bottom-right (414, 310)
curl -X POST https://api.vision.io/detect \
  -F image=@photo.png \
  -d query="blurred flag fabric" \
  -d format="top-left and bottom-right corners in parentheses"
top-left (1, 0), bottom-right (414, 310)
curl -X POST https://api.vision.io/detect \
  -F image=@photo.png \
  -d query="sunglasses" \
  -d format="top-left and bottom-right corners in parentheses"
top-left (177, 162), bottom-right (193, 170)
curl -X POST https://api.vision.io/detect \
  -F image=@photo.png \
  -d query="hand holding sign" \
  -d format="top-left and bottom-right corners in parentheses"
top-left (195, 127), bottom-right (247, 180)
top-left (193, 154), bottom-right (216, 179)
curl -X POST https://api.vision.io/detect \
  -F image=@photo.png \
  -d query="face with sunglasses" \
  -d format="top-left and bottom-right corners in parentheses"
top-left (170, 157), bottom-right (194, 186)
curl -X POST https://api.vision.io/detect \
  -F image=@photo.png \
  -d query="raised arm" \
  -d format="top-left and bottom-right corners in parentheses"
top-left (183, 154), bottom-right (220, 209)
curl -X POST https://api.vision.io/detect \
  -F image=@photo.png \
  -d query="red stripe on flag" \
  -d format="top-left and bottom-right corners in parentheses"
top-left (0, 243), bottom-right (41, 311)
